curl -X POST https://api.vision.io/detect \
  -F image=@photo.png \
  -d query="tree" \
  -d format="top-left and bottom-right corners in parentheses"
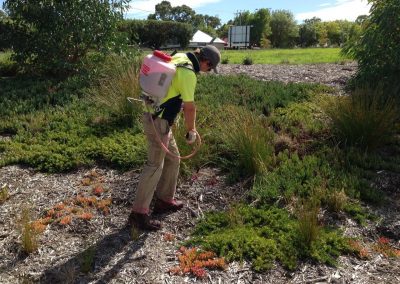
top-left (251, 9), bottom-right (271, 46)
top-left (203, 15), bottom-right (221, 29)
top-left (148, 1), bottom-right (173, 21)
top-left (232, 10), bottom-right (253, 26)
top-left (147, 1), bottom-right (221, 33)
top-left (269, 10), bottom-right (298, 48)
top-left (217, 23), bottom-right (230, 39)
top-left (193, 14), bottom-right (221, 33)
top-left (229, 9), bottom-right (271, 46)
top-left (342, 0), bottom-right (400, 98)
top-left (4, 0), bottom-right (129, 74)
top-left (355, 15), bottom-right (368, 25)
top-left (119, 19), bottom-right (192, 49)
top-left (171, 5), bottom-right (195, 23)
top-left (315, 22), bottom-right (328, 46)
top-left (298, 17), bottom-right (320, 47)
top-left (0, 9), bottom-right (7, 20)
top-left (0, 9), bottom-right (11, 50)
top-left (325, 21), bottom-right (341, 46)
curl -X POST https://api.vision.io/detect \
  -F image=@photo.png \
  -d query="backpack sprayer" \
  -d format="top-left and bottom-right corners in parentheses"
top-left (127, 50), bottom-right (201, 160)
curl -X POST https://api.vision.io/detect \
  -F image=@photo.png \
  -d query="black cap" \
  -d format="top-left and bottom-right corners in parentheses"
top-left (200, 45), bottom-right (221, 73)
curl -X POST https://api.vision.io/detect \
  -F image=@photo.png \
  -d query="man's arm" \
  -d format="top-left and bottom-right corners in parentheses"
top-left (183, 101), bottom-right (196, 132)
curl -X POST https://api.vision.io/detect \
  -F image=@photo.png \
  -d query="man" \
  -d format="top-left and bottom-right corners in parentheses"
top-left (129, 45), bottom-right (221, 230)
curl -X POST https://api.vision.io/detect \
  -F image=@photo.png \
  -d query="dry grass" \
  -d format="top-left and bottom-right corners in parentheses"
top-left (19, 206), bottom-right (39, 254)
top-left (296, 197), bottom-right (321, 247)
top-left (325, 189), bottom-right (348, 213)
top-left (324, 87), bottom-right (398, 151)
top-left (219, 105), bottom-right (275, 177)
top-left (89, 54), bottom-right (142, 125)
top-left (0, 184), bottom-right (10, 204)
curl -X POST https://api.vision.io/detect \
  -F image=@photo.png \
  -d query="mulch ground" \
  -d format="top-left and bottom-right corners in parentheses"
top-left (1, 63), bottom-right (400, 284)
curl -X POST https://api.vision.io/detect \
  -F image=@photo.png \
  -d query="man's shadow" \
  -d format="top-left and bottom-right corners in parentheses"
top-left (39, 224), bottom-right (148, 284)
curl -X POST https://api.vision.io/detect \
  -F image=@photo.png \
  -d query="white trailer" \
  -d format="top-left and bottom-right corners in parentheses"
top-left (227, 25), bottom-right (251, 49)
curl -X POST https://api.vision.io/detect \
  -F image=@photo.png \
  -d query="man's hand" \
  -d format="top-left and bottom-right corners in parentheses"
top-left (185, 130), bottom-right (197, 144)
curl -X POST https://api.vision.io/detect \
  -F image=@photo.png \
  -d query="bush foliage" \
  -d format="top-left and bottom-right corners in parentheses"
top-left (118, 19), bottom-right (192, 49)
top-left (190, 205), bottom-right (351, 271)
top-left (3, 0), bottom-right (128, 74)
top-left (342, 0), bottom-right (400, 98)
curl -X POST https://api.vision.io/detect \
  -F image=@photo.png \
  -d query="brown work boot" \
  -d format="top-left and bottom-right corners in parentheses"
top-left (153, 199), bottom-right (184, 214)
top-left (128, 212), bottom-right (161, 231)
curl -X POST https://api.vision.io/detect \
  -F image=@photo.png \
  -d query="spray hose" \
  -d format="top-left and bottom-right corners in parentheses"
top-left (127, 97), bottom-right (202, 160)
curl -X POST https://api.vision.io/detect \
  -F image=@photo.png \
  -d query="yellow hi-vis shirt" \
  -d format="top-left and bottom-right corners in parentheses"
top-left (164, 53), bottom-right (197, 103)
top-left (149, 53), bottom-right (197, 125)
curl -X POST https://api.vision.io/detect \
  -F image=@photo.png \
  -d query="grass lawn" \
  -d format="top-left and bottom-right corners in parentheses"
top-left (220, 48), bottom-right (352, 64)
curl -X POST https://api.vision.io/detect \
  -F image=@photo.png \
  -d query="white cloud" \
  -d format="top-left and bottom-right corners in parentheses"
top-left (319, 3), bottom-right (332, 7)
top-left (296, 0), bottom-right (371, 22)
top-left (127, 0), bottom-right (222, 16)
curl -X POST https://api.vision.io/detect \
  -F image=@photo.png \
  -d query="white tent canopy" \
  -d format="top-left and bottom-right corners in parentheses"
top-left (189, 30), bottom-right (225, 49)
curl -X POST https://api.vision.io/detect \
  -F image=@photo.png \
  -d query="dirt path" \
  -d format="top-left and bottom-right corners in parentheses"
top-left (217, 62), bottom-right (357, 91)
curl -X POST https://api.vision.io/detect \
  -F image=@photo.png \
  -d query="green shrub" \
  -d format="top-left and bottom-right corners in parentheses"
top-left (0, 116), bottom-right (146, 172)
top-left (0, 74), bottom-right (146, 172)
top-left (3, 0), bottom-right (127, 74)
top-left (221, 57), bottom-right (229, 64)
top-left (0, 73), bottom-right (88, 121)
top-left (268, 97), bottom-right (328, 137)
top-left (342, 0), bottom-right (400, 99)
top-left (252, 153), bottom-right (326, 202)
top-left (119, 19), bottom-right (192, 49)
top-left (190, 205), bottom-right (350, 271)
top-left (242, 56), bottom-right (253, 65)
top-left (0, 52), bottom-right (18, 76)
top-left (343, 202), bottom-right (376, 226)
top-left (196, 74), bottom-right (331, 112)
top-left (251, 149), bottom-right (367, 204)
top-left (309, 229), bottom-right (351, 266)
top-left (324, 87), bottom-right (398, 151)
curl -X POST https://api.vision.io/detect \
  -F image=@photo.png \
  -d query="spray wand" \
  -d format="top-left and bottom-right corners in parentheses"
top-left (127, 97), bottom-right (202, 160)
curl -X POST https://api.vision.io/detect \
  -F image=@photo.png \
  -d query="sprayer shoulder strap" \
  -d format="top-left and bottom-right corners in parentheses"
top-left (175, 63), bottom-right (194, 72)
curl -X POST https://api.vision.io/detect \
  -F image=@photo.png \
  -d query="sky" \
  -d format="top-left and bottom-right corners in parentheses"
top-left (126, 0), bottom-right (371, 23)
top-left (0, 0), bottom-right (371, 24)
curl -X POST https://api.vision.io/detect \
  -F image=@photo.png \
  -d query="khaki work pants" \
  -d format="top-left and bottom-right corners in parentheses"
top-left (132, 113), bottom-right (180, 214)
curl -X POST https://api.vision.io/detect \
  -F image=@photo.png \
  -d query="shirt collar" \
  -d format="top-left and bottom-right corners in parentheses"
top-left (186, 52), bottom-right (200, 73)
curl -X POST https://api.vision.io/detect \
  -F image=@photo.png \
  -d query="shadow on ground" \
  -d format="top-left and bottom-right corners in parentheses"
top-left (39, 225), bottom-right (148, 284)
